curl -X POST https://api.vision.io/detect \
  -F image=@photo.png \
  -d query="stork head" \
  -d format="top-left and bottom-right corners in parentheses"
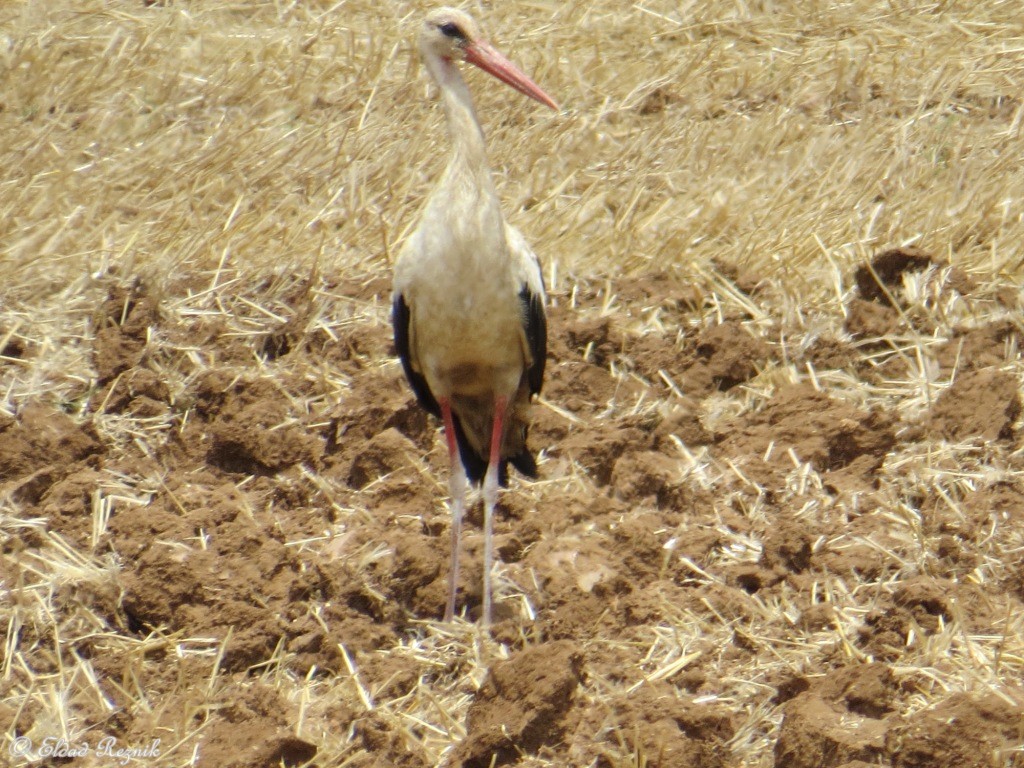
top-left (420, 7), bottom-right (559, 111)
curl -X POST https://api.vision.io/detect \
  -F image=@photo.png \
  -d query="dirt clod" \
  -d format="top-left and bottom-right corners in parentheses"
top-left (854, 247), bottom-right (936, 306)
top-left (452, 641), bottom-right (584, 768)
top-left (927, 367), bottom-right (1020, 442)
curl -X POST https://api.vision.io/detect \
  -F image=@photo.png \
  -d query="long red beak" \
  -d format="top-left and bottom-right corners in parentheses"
top-left (464, 40), bottom-right (559, 111)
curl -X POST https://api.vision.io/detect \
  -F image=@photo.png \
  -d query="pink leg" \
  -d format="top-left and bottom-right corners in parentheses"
top-left (481, 395), bottom-right (508, 626)
top-left (440, 398), bottom-right (467, 623)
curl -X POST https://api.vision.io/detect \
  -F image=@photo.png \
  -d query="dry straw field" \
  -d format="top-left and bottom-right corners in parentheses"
top-left (2, 0), bottom-right (1024, 766)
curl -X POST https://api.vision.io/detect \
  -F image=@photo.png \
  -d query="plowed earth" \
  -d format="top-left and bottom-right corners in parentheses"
top-left (3, 247), bottom-right (1023, 767)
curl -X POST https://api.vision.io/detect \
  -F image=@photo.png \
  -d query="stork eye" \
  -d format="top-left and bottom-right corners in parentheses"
top-left (438, 22), bottom-right (465, 39)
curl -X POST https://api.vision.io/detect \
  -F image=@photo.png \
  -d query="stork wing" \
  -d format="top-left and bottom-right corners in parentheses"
top-left (520, 285), bottom-right (546, 395)
top-left (506, 224), bottom-right (547, 396)
top-left (392, 292), bottom-right (441, 418)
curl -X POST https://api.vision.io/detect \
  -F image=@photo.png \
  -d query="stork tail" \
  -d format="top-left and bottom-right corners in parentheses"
top-left (450, 405), bottom-right (537, 487)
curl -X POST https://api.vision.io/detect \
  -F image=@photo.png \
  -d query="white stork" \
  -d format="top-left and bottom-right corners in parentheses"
top-left (392, 8), bottom-right (557, 625)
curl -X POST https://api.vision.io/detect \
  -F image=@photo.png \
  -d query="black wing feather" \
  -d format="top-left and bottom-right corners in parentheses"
top-left (507, 282), bottom-right (545, 484)
top-left (519, 284), bottom-right (547, 396)
top-left (392, 293), bottom-right (440, 418)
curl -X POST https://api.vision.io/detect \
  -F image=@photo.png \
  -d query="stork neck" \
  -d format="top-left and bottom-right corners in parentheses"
top-left (428, 56), bottom-right (490, 179)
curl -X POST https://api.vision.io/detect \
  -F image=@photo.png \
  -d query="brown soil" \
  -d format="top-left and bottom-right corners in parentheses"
top-left (4, 258), bottom-right (1023, 767)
